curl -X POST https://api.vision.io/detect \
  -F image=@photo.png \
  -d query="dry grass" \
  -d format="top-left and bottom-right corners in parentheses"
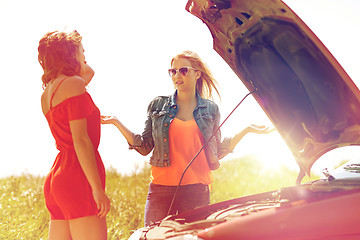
top-left (0, 157), bottom-right (318, 239)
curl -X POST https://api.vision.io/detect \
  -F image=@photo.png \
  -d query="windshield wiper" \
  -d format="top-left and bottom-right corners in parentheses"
top-left (344, 164), bottom-right (360, 173)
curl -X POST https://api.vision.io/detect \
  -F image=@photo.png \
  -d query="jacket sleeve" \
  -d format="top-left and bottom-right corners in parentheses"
top-left (128, 100), bottom-right (155, 156)
top-left (214, 104), bottom-right (233, 160)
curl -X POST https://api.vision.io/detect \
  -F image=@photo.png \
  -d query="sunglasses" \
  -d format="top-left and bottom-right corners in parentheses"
top-left (168, 67), bottom-right (198, 77)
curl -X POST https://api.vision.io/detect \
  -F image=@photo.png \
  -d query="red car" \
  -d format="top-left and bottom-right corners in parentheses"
top-left (129, 0), bottom-right (360, 239)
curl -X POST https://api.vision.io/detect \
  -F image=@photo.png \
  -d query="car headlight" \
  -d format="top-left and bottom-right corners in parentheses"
top-left (167, 234), bottom-right (204, 240)
top-left (128, 230), bottom-right (142, 240)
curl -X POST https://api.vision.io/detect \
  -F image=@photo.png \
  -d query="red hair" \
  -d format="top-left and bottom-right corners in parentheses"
top-left (38, 30), bottom-right (82, 88)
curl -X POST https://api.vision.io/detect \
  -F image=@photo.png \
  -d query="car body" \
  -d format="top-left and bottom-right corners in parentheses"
top-left (128, 0), bottom-right (360, 239)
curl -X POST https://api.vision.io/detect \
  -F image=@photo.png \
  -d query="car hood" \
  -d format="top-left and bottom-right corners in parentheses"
top-left (130, 160), bottom-right (360, 239)
top-left (186, 0), bottom-right (360, 176)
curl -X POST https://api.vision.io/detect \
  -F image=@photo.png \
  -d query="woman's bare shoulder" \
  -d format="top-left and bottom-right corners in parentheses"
top-left (61, 75), bottom-right (86, 98)
top-left (40, 75), bottom-right (86, 115)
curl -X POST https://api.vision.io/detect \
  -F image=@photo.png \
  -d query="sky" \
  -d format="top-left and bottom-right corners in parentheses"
top-left (0, 0), bottom-right (360, 178)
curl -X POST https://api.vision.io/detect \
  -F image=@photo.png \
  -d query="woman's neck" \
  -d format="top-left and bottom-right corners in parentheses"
top-left (176, 90), bottom-right (197, 105)
top-left (49, 74), bottom-right (67, 85)
top-left (175, 90), bottom-right (198, 121)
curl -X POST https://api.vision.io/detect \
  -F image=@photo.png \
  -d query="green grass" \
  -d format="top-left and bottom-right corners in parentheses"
top-left (0, 157), bottom-right (319, 239)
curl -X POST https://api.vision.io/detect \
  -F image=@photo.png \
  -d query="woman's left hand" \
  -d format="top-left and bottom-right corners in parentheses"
top-left (80, 62), bottom-right (95, 84)
top-left (247, 124), bottom-right (275, 134)
top-left (92, 189), bottom-right (111, 219)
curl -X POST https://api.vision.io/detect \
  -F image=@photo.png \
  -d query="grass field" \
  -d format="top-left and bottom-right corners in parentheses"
top-left (0, 156), bottom-right (318, 239)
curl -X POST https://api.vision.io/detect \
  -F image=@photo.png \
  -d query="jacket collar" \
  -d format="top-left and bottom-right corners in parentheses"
top-left (169, 90), bottom-right (207, 108)
top-left (169, 90), bottom-right (177, 107)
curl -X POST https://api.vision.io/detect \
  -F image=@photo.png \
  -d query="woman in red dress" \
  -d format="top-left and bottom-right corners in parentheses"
top-left (38, 30), bottom-right (110, 239)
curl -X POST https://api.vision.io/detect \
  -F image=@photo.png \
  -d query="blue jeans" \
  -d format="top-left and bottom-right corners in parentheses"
top-left (144, 183), bottom-right (210, 226)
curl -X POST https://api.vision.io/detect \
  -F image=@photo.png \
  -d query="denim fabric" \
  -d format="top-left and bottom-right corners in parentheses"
top-left (144, 183), bottom-right (210, 227)
top-left (129, 91), bottom-right (232, 170)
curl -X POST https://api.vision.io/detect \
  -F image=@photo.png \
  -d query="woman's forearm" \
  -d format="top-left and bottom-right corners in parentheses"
top-left (102, 116), bottom-right (135, 145)
top-left (101, 115), bottom-right (155, 156)
top-left (70, 117), bottom-right (110, 218)
top-left (73, 136), bottom-right (103, 191)
top-left (229, 125), bottom-right (272, 151)
top-left (229, 128), bottom-right (250, 151)
top-left (70, 118), bottom-right (103, 191)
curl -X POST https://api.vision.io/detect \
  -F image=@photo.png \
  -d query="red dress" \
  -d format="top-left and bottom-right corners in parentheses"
top-left (43, 79), bottom-right (105, 220)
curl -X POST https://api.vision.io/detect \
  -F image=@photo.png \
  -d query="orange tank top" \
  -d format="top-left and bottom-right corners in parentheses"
top-left (151, 118), bottom-right (213, 186)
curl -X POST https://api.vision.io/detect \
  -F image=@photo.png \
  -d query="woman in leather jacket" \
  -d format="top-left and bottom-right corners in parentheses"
top-left (101, 50), bottom-right (270, 226)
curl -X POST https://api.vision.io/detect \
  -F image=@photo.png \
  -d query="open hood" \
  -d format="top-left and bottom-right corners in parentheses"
top-left (186, 0), bottom-right (360, 177)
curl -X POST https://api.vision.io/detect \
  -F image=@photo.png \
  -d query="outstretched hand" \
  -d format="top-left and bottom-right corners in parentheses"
top-left (247, 124), bottom-right (275, 134)
top-left (101, 115), bottom-right (135, 145)
top-left (101, 115), bottom-right (118, 125)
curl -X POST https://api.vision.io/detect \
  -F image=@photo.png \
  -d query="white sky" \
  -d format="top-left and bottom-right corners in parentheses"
top-left (0, 0), bottom-right (359, 178)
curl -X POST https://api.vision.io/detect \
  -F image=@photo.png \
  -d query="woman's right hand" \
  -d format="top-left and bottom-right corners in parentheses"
top-left (101, 115), bottom-right (119, 125)
top-left (92, 189), bottom-right (110, 219)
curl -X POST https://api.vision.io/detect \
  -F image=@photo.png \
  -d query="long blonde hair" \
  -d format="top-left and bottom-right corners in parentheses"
top-left (171, 50), bottom-right (220, 100)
